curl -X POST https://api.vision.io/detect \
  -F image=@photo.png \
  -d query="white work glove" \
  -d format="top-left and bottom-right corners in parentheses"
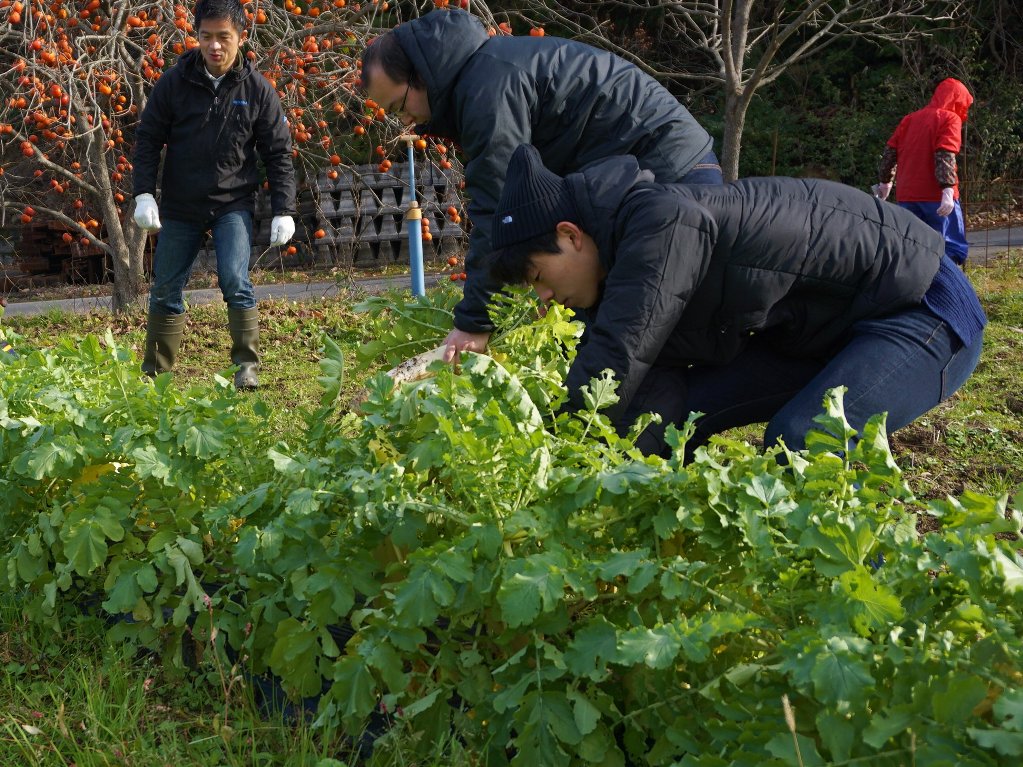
top-left (872, 182), bottom-right (892, 201)
top-left (937, 187), bottom-right (955, 217)
top-left (269, 215), bottom-right (296, 247)
top-left (133, 193), bottom-right (161, 231)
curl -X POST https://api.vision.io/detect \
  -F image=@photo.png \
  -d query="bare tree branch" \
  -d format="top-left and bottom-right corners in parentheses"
top-left (517, 0), bottom-right (964, 179)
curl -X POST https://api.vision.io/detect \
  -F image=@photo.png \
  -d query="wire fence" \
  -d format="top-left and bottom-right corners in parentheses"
top-left (961, 177), bottom-right (1022, 267)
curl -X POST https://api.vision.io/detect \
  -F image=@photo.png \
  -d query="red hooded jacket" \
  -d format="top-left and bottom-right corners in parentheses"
top-left (886, 78), bottom-right (973, 202)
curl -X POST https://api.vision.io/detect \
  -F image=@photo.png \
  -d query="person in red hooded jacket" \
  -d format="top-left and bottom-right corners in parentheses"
top-left (875, 78), bottom-right (974, 265)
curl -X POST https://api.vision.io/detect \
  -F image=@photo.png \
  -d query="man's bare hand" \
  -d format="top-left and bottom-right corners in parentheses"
top-left (443, 329), bottom-right (491, 363)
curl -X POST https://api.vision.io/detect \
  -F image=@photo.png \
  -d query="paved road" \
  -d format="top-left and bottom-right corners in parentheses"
top-left (2, 272), bottom-right (444, 318)
top-left (2, 226), bottom-right (1020, 318)
top-left (967, 225), bottom-right (1023, 262)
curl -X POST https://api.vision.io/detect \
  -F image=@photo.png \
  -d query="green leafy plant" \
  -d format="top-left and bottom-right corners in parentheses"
top-left (1, 292), bottom-right (1021, 766)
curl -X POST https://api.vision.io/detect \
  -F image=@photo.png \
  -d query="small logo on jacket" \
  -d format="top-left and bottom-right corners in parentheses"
top-left (502, 215), bottom-right (513, 224)
top-left (232, 99), bottom-right (248, 106)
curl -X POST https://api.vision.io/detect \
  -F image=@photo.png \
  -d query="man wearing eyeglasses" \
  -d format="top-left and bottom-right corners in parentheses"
top-left (360, 9), bottom-right (722, 363)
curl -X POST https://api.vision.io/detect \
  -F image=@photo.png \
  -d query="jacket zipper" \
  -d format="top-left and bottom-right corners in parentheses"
top-left (202, 94), bottom-right (219, 129)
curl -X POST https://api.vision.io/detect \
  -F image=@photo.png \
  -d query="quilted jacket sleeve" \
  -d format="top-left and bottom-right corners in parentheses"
top-left (254, 78), bottom-right (297, 217)
top-left (451, 69), bottom-right (538, 333)
top-left (565, 190), bottom-right (717, 425)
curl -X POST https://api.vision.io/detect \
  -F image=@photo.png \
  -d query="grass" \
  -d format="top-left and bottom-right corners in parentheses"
top-left (0, 591), bottom-right (355, 767)
top-left (2, 290), bottom-right (391, 444)
top-left (1, 252), bottom-right (1022, 765)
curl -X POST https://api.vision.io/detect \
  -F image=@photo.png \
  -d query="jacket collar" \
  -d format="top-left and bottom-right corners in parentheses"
top-left (565, 156), bottom-right (656, 271)
top-left (179, 47), bottom-right (252, 89)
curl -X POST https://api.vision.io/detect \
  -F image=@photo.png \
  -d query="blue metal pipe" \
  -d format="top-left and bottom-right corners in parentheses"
top-left (406, 140), bottom-right (426, 297)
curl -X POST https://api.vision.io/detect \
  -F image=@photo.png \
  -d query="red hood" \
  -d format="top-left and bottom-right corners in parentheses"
top-left (929, 78), bottom-right (973, 122)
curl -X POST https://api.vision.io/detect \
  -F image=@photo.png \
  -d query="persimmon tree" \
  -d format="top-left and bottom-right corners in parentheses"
top-left (0, 0), bottom-right (168, 309)
top-left (0, 0), bottom-right (474, 312)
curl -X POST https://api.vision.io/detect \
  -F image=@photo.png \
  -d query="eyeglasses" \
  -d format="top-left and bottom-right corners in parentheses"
top-left (395, 81), bottom-right (411, 117)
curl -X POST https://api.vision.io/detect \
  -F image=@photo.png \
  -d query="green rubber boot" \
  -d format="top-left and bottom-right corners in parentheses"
top-left (227, 307), bottom-right (260, 389)
top-left (141, 311), bottom-right (187, 377)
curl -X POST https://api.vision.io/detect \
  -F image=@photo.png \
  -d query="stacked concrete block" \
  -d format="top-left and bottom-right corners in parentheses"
top-left (251, 162), bottom-right (468, 269)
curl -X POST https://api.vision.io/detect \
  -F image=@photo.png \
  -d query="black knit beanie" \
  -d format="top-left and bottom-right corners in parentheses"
top-left (492, 144), bottom-right (578, 250)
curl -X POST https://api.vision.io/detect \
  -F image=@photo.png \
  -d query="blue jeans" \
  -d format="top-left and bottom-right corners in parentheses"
top-left (680, 150), bottom-right (724, 185)
top-left (628, 305), bottom-right (983, 456)
top-left (149, 210), bottom-right (255, 314)
top-left (899, 200), bottom-right (969, 265)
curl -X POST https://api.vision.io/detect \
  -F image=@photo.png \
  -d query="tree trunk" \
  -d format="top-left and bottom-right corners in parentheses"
top-left (78, 104), bottom-right (149, 314)
top-left (720, 90), bottom-right (748, 182)
top-left (102, 197), bottom-right (148, 313)
top-left (109, 237), bottom-right (148, 313)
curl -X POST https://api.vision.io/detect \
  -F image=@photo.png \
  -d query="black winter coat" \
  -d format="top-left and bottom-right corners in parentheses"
top-left (393, 10), bottom-right (714, 333)
top-left (564, 157), bottom-right (944, 426)
top-left (133, 49), bottom-right (296, 222)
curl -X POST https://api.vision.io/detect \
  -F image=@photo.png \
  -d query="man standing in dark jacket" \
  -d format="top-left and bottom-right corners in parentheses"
top-left (490, 145), bottom-right (986, 456)
top-left (133, 0), bottom-right (297, 388)
top-left (359, 9), bottom-right (721, 363)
